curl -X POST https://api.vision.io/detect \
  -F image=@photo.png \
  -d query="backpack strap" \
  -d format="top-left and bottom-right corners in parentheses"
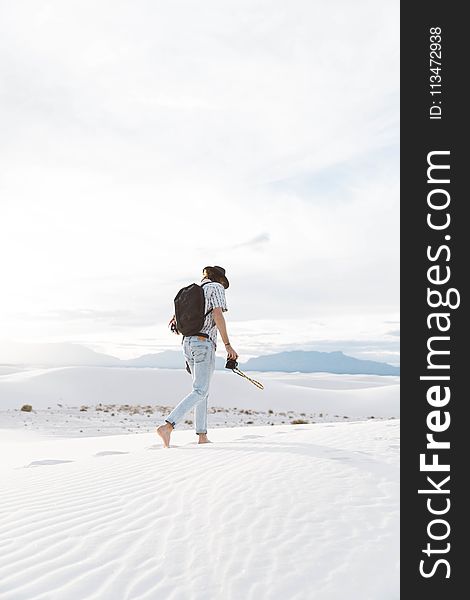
top-left (201, 281), bottom-right (213, 318)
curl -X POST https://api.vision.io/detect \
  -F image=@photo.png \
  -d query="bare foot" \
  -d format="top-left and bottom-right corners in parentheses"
top-left (156, 423), bottom-right (173, 448)
top-left (198, 434), bottom-right (212, 444)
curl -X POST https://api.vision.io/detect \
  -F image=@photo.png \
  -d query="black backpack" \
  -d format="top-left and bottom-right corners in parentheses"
top-left (174, 282), bottom-right (212, 336)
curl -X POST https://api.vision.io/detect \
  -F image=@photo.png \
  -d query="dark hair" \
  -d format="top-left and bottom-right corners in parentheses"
top-left (204, 266), bottom-right (225, 286)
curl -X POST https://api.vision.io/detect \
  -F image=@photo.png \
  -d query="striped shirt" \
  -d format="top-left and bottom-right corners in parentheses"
top-left (199, 279), bottom-right (228, 349)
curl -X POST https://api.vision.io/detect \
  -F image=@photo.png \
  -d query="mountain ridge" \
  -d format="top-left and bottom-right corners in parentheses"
top-left (0, 343), bottom-right (399, 375)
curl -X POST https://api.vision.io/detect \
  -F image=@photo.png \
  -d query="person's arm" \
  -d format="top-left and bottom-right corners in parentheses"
top-left (212, 307), bottom-right (238, 360)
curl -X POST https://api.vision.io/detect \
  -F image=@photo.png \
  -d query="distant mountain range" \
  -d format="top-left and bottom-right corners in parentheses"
top-left (241, 351), bottom-right (399, 375)
top-left (2, 342), bottom-right (121, 367)
top-left (1, 343), bottom-right (399, 375)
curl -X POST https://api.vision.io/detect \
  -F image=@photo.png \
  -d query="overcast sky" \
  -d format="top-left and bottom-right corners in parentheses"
top-left (0, 0), bottom-right (399, 364)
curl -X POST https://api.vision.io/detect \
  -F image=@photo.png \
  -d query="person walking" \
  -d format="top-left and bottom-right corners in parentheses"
top-left (156, 266), bottom-right (238, 447)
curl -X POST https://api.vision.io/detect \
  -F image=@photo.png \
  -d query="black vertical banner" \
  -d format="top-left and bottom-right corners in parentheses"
top-left (401, 2), bottom-right (466, 597)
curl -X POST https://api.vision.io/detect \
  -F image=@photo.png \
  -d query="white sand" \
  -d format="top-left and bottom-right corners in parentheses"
top-left (0, 367), bottom-right (399, 598)
top-left (0, 367), bottom-right (399, 437)
top-left (0, 366), bottom-right (399, 416)
top-left (0, 420), bottom-right (399, 600)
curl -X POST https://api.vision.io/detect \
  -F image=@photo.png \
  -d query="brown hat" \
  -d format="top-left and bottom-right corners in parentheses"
top-left (205, 265), bottom-right (229, 289)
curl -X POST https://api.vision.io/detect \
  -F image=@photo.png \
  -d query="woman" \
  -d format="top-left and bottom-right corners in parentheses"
top-left (157, 266), bottom-right (238, 447)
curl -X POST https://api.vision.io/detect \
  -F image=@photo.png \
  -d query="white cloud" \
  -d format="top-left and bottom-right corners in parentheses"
top-left (0, 0), bottom-right (399, 358)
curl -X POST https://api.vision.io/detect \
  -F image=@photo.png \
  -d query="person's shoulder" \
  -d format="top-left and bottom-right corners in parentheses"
top-left (205, 281), bottom-right (225, 292)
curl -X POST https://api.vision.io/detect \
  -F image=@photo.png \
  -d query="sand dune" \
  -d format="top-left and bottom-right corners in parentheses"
top-left (0, 366), bottom-right (399, 417)
top-left (0, 421), bottom-right (399, 600)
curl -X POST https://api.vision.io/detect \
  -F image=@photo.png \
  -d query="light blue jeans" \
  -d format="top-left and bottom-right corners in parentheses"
top-left (165, 336), bottom-right (216, 434)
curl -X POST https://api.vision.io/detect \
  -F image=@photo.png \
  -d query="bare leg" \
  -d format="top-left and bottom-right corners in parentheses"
top-left (198, 433), bottom-right (212, 444)
top-left (156, 422), bottom-right (173, 448)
